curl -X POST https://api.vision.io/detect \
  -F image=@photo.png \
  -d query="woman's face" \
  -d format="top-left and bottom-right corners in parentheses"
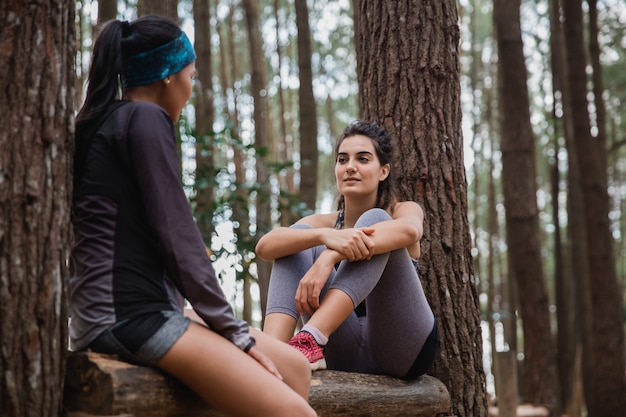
top-left (335, 135), bottom-right (390, 201)
top-left (161, 61), bottom-right (196, 123)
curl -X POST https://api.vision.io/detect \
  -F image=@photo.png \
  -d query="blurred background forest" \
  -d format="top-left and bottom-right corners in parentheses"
top-left (74, 0), bottom-right (625, 415)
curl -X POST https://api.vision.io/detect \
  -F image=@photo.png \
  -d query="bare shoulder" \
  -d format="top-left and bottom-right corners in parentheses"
top-left (295, 212), bottom-right (339, 228)
top-left (393, 201), bottom-right (424, 220)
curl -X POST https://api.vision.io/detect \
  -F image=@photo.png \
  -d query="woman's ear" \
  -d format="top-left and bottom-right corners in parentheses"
top-left (380, 163), bottom-right (390, 181)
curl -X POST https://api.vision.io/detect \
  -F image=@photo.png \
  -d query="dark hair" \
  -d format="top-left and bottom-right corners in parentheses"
top-left (334, 120), bottom-right (397, 212)
top-left (75, 15), bottom-right (182, 129)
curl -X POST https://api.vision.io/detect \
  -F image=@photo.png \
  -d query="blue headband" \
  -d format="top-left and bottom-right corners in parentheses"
top-left (123, 32), bottom-right (196, 88)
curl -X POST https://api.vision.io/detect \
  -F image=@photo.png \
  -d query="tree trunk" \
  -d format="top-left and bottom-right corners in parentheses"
top-left (487, 130), bottom-right (501, 401)
top-left (274, 0), bottom-right (298, 227)
top-left (97, 0), bottom-right (117, 24)
top-left (138, 0), bottom-right (179, 22)
top-left (587, 0), bottom-right (608, 183)
top-left (221, 3), bottom-right (255, 324)
top-left (354, 2), bottom-right (487, 416)
top-left (295, 0), bottom-right (318, 212)
top-left (493, 0), bottom-right (557, 408)
top-left (241, 0), bottom-right (273, 319)
top-left (65, 352), bottom-right (451, 417)
top-left (562, 1), bottom-right (626, 415)
top-left (193, 0), bottom-right (216, 244)
top-left (0, 1), bottom-right (74, 416)
top-left (548, 1), bottom-right (578, 415)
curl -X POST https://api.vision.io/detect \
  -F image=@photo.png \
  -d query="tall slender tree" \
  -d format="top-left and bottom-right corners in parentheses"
top-left (138, 0), bottom-right (179, 21)
top-left (0, 1), bottom-right (75, 416)
top-left (217, 0), bottom-right (255, 323)
top-left (295, 0), bottom-right (318, 212)
top-left (493, 0), bottom-right (557, 407)
top-left (587, 0), bottom-right (608, 182)
top-left (193, 0), bottom-right (217, 243)
top-left (562, 1), bottom-right (626, 415)
top-left (549, 1), bottom-right (579, 414)
top-left (97, 0), bottom-right (117, 23)
top-left (273, 0), bottom-right (297, 227)
top-left (354, 1), bottom-right (487, 415)
top-left (563, 0), bottom-right (626, 417)
top-left (241, 0), bottom-right (273, 318)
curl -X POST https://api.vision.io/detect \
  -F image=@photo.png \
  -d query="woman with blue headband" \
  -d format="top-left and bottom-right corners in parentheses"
top-left (257, 121), bottom-right (439, 380)
top-left (71, 15), bottom-right (317, 417)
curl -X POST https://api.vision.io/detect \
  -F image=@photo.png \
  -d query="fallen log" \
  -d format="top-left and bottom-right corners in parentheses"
top-left (64, 352), bottom-right (451, 417)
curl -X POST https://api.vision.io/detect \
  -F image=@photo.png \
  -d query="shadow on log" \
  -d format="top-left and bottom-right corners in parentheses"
top-left (64, 352), bottom-right (450, 417)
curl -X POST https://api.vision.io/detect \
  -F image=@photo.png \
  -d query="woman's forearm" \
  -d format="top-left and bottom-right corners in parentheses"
top-left (255, 227), bottom-right (330, 261)
top-left (365, 219), bottom-right (421, 255)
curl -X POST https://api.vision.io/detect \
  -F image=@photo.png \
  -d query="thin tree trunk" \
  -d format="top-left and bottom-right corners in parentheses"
top-left (273, 0), bottom-right (295, 227)
top-left (241, 0), bottom-right (272, 319)
top-left (493, 0), bottom-right (557, 407)
top-left (487, 146), bottom-right (498, 395)
top-left (0, 1), bottom-right (74, 415)
top-left (484, 60), bottom-right (500, 400)
top-left (548, 1), bottom-right (578, 415)
top-left (587, 0), bottom-right (608, 183)
top-left (193, 0), bottom-right (216, 244)
top-left (138, 0), bottom-right (179, 21)
top-left (355, 2), bottom-right (487, 416)
top-left (295, 0), bottom-right (318, 212)
top-left (98, 0), bottom-right (117, 23)
top-left (218, 1), bottom-right (254, 323)
top-left (562, 1), bottom-right (626, 414)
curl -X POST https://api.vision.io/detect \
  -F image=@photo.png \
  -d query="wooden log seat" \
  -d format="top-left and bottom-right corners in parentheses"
top-left (64, 352), bottom-right (451, 417)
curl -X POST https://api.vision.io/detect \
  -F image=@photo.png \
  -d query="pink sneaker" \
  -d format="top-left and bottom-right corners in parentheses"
top-left (288, 331), bottom-right (327, 370)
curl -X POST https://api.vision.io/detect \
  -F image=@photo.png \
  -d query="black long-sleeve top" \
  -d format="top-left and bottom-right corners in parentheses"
top-left (69, 100), bottom-right (253, 352)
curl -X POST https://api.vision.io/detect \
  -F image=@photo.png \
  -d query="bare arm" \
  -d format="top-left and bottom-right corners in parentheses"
top-left (361, 201), bottom-right (424, 259)
top-left (256, 202), bottom-right (423, 261)
top-left (255, 213), bottom-right (376, 261)
top-left (255, 221), bottom-right (330, 261)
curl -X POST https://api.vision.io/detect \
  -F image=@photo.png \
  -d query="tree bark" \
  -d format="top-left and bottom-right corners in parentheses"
top-left (493, 0), bottom-right (557, 408)
top-left (273, 0), bottom-right (294, 226)
top-left (587, 0), bottom-right (608, 183)
top-left (137, 0), bottom-right (179, 22)
top-left (97, 0), bottom-right (117, 24)
top-left (562, 1), bottom-right (626, 415)
top-left (548, 1), bottom-right (578, 415)
top-left (354, 1), bottom-right (487, 416)
top-left (193, 0), bottom-right (216, 244)
top-left (0, 1), bottom-right (74, 416)
top-left (241, 0), bottom-right (273, 318)
top-left (64, 352), bottom-right (451, 417)
top-left (217, 3), bottom-right (254, 323)
top-left (295, 0), bottom-right (318, 212)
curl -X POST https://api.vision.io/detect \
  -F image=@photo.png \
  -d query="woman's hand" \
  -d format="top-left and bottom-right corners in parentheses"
top-left (295, 250), bottom-right (340, 316)
top-left (246, 345), bottom-right (283, 380)
top-left (321, 227), bottom-right (375, 262)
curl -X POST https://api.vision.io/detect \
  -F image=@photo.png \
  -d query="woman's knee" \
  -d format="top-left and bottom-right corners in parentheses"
top-left (253, 329), bottom-right (312, 391)
top-left (290, 223), bottom-right (313, 230)
top-left (354, 208), bottom-right (391, 227)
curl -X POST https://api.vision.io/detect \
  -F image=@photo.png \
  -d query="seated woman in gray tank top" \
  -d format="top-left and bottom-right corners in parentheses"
top-left (257, 121), bottom-right (439, 380)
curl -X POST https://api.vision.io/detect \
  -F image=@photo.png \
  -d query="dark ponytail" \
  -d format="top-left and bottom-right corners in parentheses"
top-left (75, 16), bottom-right (182, 129)
top-left (75, 20), bottom-right (125, 128)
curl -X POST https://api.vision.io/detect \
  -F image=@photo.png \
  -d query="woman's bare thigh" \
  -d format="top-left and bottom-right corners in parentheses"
top-left (157, 322), bottom-right (316, 417)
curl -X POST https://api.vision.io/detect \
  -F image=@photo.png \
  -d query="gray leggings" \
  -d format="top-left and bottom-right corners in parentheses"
top-left (266, 208), bottom-right (436, 378)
